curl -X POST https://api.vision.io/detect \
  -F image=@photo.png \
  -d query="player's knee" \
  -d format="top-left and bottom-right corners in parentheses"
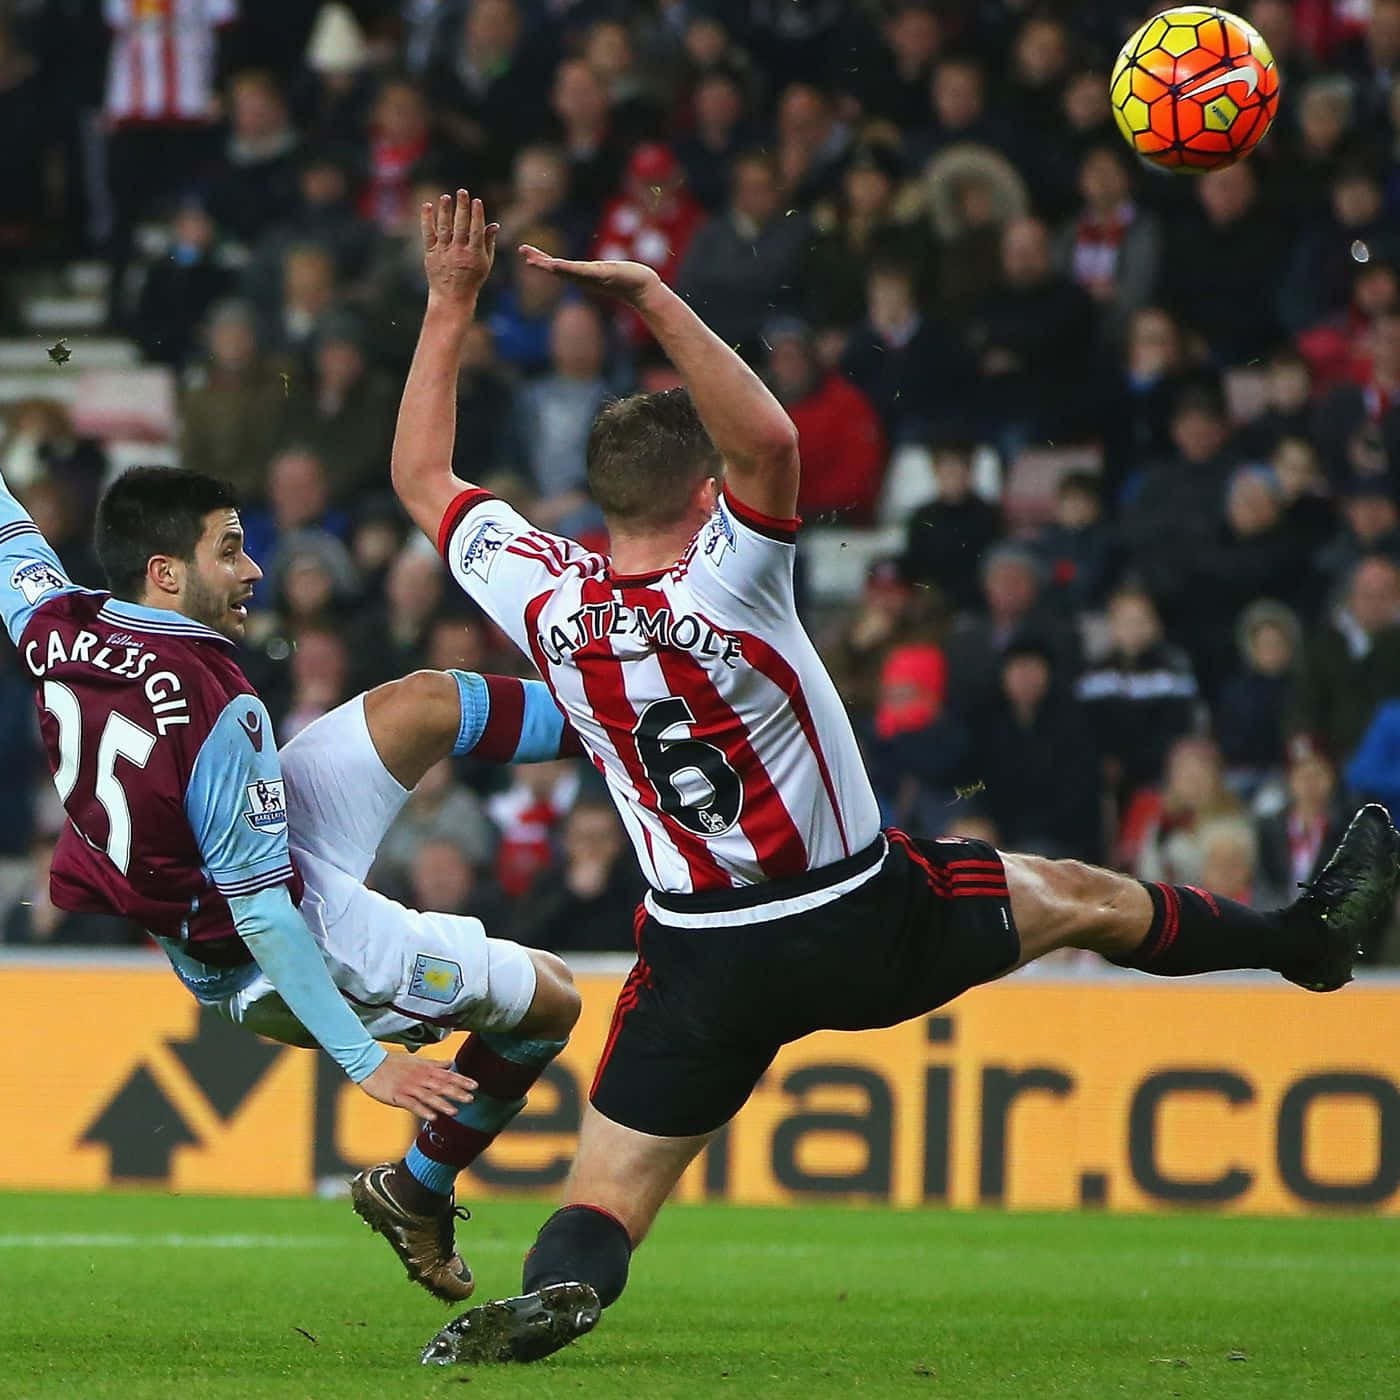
top-left (527, 950), bottom-right (582, 1038)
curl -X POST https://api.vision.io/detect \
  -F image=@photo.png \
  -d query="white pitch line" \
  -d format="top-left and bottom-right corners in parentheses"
top-left (0, 1233), bottom-right (346, 1249)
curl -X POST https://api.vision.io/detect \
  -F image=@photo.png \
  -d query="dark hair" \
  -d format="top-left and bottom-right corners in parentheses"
top-left (95, 468), bottom-right (239, 600)
top-left (1058, 470), bottom-right (1102, 501)
top-left (586, 389), bottom-right (720, 530)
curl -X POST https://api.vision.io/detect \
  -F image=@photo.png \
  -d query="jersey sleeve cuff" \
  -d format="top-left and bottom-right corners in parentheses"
top-left (722, 492), bottom-right (801, 544)
top-left (210, 862), bottom-right (297, 898)
top-left (437, 488), bottom-right (498, 560)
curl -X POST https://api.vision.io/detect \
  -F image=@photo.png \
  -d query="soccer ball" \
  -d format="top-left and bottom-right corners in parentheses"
top-left (1110, 6), bottom-right (1280, 173)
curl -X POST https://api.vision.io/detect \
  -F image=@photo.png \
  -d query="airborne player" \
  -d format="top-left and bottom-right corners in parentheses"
top-left (386, 192), bottom-right (1400, 1364)
top-left (0, 463), bottom-right (586, 1302)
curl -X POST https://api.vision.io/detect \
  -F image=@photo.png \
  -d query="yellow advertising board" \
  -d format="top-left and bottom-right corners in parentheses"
top-left (4, 963), bottom-right (1399, 1214)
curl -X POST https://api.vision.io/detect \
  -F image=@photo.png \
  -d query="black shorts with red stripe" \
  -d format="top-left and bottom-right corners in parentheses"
top-left (589, 831), bottom-right (1020, 1139)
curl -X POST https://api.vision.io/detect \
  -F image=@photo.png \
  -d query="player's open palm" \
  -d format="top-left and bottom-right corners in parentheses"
top-left (518, 244), bottom-right (661, 307)
top-left (422, 189), bottom-right (498, 307)
top-left (359, 1052), bottom-right (476, 1119)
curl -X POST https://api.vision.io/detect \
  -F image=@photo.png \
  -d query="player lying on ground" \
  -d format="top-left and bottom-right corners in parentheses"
top-left (390, 191), bottom-right (1400, 1364)
top-left (0, 464), bottom-right (586, 1303)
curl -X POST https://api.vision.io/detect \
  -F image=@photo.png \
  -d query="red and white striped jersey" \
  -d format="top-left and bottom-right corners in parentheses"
top-left (103, 0), bottom-right (236, 125)
top-left (439, 488), bottom-right (881, 896)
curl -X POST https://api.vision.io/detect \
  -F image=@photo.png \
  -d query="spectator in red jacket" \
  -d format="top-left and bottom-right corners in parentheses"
top-left (764, 317), bottom-right (888, 523)
top-left (592, 143), bottom-right (706, 350)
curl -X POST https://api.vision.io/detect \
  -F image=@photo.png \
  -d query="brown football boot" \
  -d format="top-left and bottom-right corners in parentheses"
top-left (350, 1163), bottom-right (475, 1303)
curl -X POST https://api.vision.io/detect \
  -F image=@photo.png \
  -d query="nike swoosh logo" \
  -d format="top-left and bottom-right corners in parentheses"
top-left (1183, 64), bottom-right (1259, 100)
top-left (238, 710), bottom-right (264, 752)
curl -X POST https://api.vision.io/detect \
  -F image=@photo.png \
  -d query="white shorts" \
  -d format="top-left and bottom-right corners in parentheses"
top-left (181, 695), bottom-right (537, 1049)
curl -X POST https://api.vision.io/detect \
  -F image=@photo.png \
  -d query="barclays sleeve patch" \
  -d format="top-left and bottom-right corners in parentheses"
top-left (243, 779), bottom-right (287, 833)
top-left (460, 520), bottom-right (513, 583)
top-left (10, 558), bottom-right (68, 605)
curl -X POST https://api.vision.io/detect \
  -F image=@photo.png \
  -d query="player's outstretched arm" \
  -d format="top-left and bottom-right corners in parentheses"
top-left (0, 468), bottom-right (78, 645)
top-left (231, 885), bottom-right (476, 1118)
top-left (391, 190), bottom-right (500, 543)
top-left (518, 246), bottom-right (801, 521)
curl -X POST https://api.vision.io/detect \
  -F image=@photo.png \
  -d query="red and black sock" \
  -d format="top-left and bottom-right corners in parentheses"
top-left (1114, 882), bottom-right (1316, 977)
top-left (392, 1032), bottom-right (566, 1211)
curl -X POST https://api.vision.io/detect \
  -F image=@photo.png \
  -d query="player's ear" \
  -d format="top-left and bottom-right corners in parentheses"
top-left (145, 552), bottom-right (183, 600)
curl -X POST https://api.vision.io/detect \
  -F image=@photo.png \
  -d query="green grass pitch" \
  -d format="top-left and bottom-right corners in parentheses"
top-left (1, 1192), bottom-right (1396, 1398)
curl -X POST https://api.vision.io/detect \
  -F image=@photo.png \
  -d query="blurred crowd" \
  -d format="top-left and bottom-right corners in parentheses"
top-left (4, 0), bottom-right (1400, 961)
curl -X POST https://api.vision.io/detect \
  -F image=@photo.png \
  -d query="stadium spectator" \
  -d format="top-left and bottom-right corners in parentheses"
top-left (839, 258), bottom-right (970, 444)
top-left (591, 144), bottom-right (706, 349)
top-left (241, 447), bottom-right (349, 605)
top-left (180, 300), bottom-right (288, 502)
top-left (677, 150), bottom-right (811, 354)
top-left (973, 635), bottom-right (1101, 862)
top-left (0, 22), bottom-right (54, 259)
top-left (1077, 586), bottom-right (1200, 799)
top-left (1032, 471), bottom-right (1119, 614)
top-left (1133, 737), bottom-right (1245, 886)
top-left (1296, 260), bottom-right (1398, 395)
top-left (498, 145), bottom-right (592, 256)
top-left (277, 625), bottom-right (352, 740)
top-left (345, 544), bottom-right (447, 692)
top-left (821, 557), bottom-right (947, 719)
top-left (127, 197), bottom-right (236, 369)
top-left (406, 838), bottom-right (506, 926)
top-left (1197, 818), bottom-right (1263, 908)
top-left (450, 324), bottom-right (522, 485)
top-left (361, 79), bottom-right (433, 236)
top-left (1319, 477), bottom-right (1400, 584)
top-left (1273, 436), bottom-right (1339, 586)
top-left (1313, 307), bottom-right (1400, 485)
top-left (583, 18), bottom-right (665, 148)
top-left (517, 302), bottom-right (611, 537)
top-left (1217, 599), bottom-right (1306, 783)
top-left (514, 797), bottom-right (645, 954)
top-left (1280, 164), bottom-right (1400, 334)
top-left (674, 67), bottom-right (756, 214)
top-left (1290, 553), bottom-right (1400, 760)
top-left (801, 143), bottom-right (926, 337)
top-left (1236, 348), bottom-right (1319, 456)
top-left (548, 57), bottom-right (627, 217)
top-left (945, 542), bottom-right (1078, 716)
top-left (967, 215), bottom-right (1097, 454)
top-left (1098, 306), bottom-right (1194, 503)
top-left (281, 311), bottom-right (398, 502)
top-left (909, 55), bottom-right (1008, 169)
top-left (373, 757), bottom-right (497, 897)
top-left (1160, 162), bottom-right (1287, 365)
top-left (1119, 387), bottom-right (1241, 638)
top-left (3, 840), bottom-right (139, 947)
top-left (204, 70), bottom-right (302, 245)
top-left (243, 144), bottom-right (374, 317)
top-left (487, 224), bottom-right (574, 376)
top-left (919, 143), bottom-right (1029, 325)
top-left (266, 242), bottom-right (338, 362)
top-left (764, 318), bottom-right (886, 523)
top-left (426, 0), bottom-right (551, 177)
top-left (901, 441), bottom-right (1004, 613)
top-left (0, 399), bottom-right (108, 526)
top-left (488, 759), bottom-right (581, 900)
top-left (849, 1), bottom-right (944, 129)
top-left (863, 640), bottom-right (969, 833)
top-left (1260, 734), bottom-right (1352, 907)
top-left (1054, 143), bottom-right (1161, 345)
top-left (100, 0), bottom-right (227, 264)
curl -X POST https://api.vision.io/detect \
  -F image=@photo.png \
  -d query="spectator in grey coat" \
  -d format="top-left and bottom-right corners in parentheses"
top-left (676, 150), bottom-right (811, 355)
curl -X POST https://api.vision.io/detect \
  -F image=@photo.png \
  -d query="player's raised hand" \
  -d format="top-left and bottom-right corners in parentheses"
top-left (359, 1052), bottom-right (477, 1119)
top-left (518, 244), bottom-right (662, 307)
top-left (422, 189), bottom-right (498, 309)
